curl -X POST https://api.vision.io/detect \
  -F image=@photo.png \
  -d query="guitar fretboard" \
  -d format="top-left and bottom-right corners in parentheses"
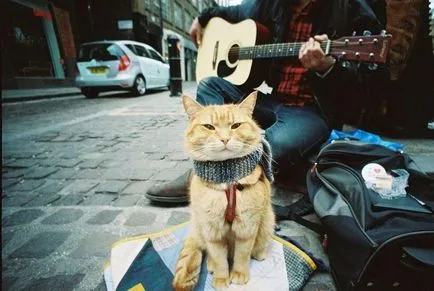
top-left (232, 42), bottom-right (329, 60)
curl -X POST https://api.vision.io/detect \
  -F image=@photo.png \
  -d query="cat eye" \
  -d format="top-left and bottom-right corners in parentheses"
top-left (231, 123), bottom-right (242, 129)
top-left (202, 124), bottom-right (215, 130)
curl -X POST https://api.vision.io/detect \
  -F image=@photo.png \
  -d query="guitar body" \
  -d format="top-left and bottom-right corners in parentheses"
top-left (196, 17), bottom-right (271, 88)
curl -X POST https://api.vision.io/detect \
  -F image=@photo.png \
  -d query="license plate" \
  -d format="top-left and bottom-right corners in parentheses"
top-left (89, 67), bottom-right (108, 74)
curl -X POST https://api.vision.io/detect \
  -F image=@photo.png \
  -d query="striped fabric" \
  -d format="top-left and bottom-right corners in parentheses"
top-left (104, 223), bottom-right (318, 291)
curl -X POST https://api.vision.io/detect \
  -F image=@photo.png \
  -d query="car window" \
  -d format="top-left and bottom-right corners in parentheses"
top-left (125, 44), bottom-right (137, 55)
top-left (148, 49), bottom-right (164, 63)
top-left (134, 45), bottom-right (151, 58)
top-left (78, 43), bottom-right (124, 61)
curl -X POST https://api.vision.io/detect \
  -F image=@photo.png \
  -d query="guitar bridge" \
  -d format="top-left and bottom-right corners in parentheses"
top-left (212, 41), bottom-right (219, 70)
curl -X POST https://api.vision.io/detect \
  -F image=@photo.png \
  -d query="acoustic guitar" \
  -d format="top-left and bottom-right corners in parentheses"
top-left (196, 17), bottom-right (392, 87)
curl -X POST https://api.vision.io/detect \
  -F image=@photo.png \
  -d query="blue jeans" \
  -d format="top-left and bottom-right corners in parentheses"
top-left (196, 77), bottom-right (331, 178)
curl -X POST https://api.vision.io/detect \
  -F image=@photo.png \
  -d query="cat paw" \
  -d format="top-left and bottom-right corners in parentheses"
top-left (173, 270), bottom-right (198, 291)
top-left (172, 276), bottom-right (195, 291)
top-left (230, 269), bottom-right (250, 285)
top-left (212, 276), bottom-right (230, 290)
top-left (252, 249), bottom-right (267, 261)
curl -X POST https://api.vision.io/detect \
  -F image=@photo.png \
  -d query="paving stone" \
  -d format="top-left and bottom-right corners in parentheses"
top-left (124, 211), bottom-right (157, 226)
top-left (5, 158), bottom-right (38, 168)
top-left (121, 181), bottom-right (151, 194)
top-left (152, 169), bottom-right (188, 181)
top-left (24, 167), bottom-right (58, 179)
top-left (48, 168), bottom-right (79, 179)
top-left (51, 194), bottom-right (86, 206)
top-left (78, 159), bottom-right (105, 169)
top-left (60, 152), bottom-right (81, 159)
top-left (41, 209), bottom-right (84, 225)
top-left (74, 169), bottom-right (103, 179)
top-left (112, 194), bottom-right (141, 206)
top-left (9, 231), bottom-right (70, 258)
top-left (2, 230), bottom-right (15, 247)
top-left (102, 167), bottom-right (154, 180)
top-left (86, 210), bottom-right (122, 225)
top-left (3, 209), bottom-right (45, 227)
top-left (55, 159), bottom-right (82, 168)
top-left (2, 168), bottom-right (34, 179)
top-left (2, 194), bottom-right (36, 207)
top-left (25, 193), bottom-right (62, 207)
top-left (2, 179), bottom-right (20, 189)
top-left (80, 194), bottom-right (116, 205)
top-left (92, 279), bottom-right (107, 291)
top-left (24, 273), bottom-right (85, 291)
top-left (3, 150), bottom-right (44, 159)
top-left (6, 180), bottom-right (45, 192)
top-left (2, 276), bottom-right (18, 290)
top-left (167, 211), bottom-right (190, 226)
top-left (95, 181), bottom-right (129, 194)
top-left (59, 180), bottom-right (99, 195)
top-left (70, 232), bottom-right (120, 258)
top-left (36, 179), bottom-right (68, 195)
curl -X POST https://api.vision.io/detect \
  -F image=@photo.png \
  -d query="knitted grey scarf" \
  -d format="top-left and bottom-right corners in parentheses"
top-left (193, 139), bottom-right (274, 184)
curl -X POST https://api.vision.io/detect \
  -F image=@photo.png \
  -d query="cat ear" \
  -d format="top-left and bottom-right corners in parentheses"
top-left (182, 94), bottom-right (203, 119)
top-left (238, 91), bottom-right (257, 115)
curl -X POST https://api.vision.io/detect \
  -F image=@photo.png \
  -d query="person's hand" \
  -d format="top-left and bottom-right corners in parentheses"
top-left (299, 35), bottom-right (335, 73)
top-left (189, 17), bottom-right (203, 47)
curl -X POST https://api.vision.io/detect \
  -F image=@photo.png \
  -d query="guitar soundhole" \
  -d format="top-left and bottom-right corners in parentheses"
top-left (228, 44), bottom-right (239, 64)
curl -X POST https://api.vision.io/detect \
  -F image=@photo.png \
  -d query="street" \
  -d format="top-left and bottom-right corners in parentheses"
top-left (2, 84), bottom-right (433, 291)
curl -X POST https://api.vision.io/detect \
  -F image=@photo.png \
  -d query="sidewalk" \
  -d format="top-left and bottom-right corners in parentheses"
top-left (2, 87), bottom-right (82, 103)
top-left (1, 81), bottom-right (197, 103)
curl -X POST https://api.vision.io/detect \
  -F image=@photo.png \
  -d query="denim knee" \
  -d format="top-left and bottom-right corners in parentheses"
top-left (196, 77), bottom-right (225, 105)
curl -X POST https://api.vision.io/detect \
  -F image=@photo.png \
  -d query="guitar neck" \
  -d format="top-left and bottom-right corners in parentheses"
top-left (235, 42), bottom-right (329, 60)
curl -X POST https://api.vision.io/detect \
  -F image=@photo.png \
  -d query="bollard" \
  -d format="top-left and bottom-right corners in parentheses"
top-left (167, 34), bottom-right (183, 97)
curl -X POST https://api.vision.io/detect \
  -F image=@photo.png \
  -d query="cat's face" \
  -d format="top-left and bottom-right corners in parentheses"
top-left (182, 92), bottom-right (263, 161)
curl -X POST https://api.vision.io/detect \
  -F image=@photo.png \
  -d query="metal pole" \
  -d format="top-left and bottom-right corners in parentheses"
top-left (159, 0), bottom-right (163, 54)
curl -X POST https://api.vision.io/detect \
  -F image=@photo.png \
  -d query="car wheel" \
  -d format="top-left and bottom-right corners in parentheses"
top-left (81, 88), bottom-right (99, 98)
top-left (131, 75), bottom-right (146, 96)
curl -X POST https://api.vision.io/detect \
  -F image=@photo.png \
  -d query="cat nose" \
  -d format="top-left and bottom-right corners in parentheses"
top-left (221, 139), bottom-right (229, 145)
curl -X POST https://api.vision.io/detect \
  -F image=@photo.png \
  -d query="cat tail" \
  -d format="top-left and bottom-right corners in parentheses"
top-left (173, 235), bottom-right (203, 291)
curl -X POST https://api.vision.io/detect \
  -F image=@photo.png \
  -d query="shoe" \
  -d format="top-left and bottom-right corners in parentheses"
top-left (146, 169), bottom-right (192, 203)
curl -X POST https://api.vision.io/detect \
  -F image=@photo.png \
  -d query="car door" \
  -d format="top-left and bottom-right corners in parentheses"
top-left (148, 48), bottom-right (169, 87)
top-left (132, 45), bottom-right (156, 88)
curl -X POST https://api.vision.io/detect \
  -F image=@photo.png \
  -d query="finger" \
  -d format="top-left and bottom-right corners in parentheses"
top-left (314, 34), bottom-right (328, 42)
top-left (197, 30), bottom-right (202, 46)
top-left (299, 43), bottom-right (306, 59)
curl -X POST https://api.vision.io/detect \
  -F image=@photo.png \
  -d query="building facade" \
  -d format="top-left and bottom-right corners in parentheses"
top-left (1, 0), bottom-right (218, 88)
top-left (1, 0), bottom-right (78, 89)
top-left (132, 0), bottom-right (217, 81)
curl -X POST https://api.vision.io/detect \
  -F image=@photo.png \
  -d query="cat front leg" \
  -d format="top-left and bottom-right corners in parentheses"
top-left (230, 237), bottom-right (256, 285)
top-left (206, 240), bottom-right (230, 290)
top-left (252, 207), bottom-right (275, 261)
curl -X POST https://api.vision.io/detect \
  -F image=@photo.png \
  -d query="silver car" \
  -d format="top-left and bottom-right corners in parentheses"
top-left (76, 40), bottom-right (170, 98)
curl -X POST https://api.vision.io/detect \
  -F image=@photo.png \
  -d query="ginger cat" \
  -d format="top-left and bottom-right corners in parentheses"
top-left (173, 91), bottom-right (275, 291)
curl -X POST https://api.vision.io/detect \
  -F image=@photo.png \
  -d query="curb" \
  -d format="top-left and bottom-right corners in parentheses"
top-left (2, 92), bottom-right (82, 103)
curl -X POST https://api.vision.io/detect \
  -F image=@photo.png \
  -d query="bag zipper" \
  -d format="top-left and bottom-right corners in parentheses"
top-left (314, 165), bottom-right (377, 247)
top-left (354, 230), bottom-right (434, 285)
top-left (317, 141), bottom-right (400, 160)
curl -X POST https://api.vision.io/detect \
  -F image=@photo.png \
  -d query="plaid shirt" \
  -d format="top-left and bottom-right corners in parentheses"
top-left (276, 0), bottom-right (316, 106)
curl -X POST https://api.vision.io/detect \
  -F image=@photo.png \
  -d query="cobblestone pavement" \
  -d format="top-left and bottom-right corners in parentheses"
top-left (2, 84), bottom-right (433, 291)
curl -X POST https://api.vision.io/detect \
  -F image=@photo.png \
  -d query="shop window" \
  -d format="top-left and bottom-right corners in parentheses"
top-left (2, 1), bottom-right (53, 77)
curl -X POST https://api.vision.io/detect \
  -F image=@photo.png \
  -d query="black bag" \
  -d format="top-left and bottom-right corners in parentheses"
top-left (306, 141), bottom-right (434, 291)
